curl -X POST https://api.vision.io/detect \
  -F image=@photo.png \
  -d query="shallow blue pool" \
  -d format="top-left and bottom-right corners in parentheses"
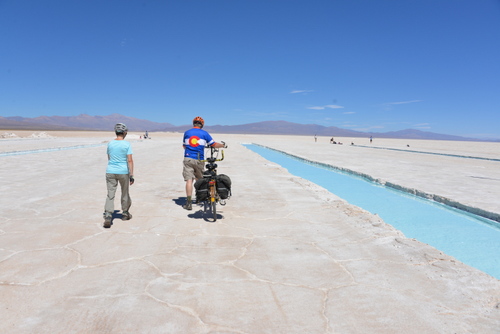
top-left (245, 144), bottom-right (500, 279)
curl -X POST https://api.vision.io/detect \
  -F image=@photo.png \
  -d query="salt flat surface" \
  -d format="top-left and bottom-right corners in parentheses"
top-left (351, 137), bottom-right (500, 160)
top-left (242, 134), bottom-right (500, 219)
top-left (0, 131), bottom-right (499, 333)
top-left (0, 131), bottom-right (143, 154)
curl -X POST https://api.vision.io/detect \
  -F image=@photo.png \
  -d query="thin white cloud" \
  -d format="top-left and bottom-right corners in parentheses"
top-left (307, 105), bottom-right (344, 110)
top-left (290, 90), bottom-right (313, 94)
top-left (385, 100), bottom-right (423, 105)
top-left (413, 123), bottom-right (431, 130)
top-left (343, 111), bottom-right (356, 114)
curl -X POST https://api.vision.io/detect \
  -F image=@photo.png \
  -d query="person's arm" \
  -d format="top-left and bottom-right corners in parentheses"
top-left (128, 154), bottom-right (134, 185)
top-left (211, 141), bottom-right (227, 148)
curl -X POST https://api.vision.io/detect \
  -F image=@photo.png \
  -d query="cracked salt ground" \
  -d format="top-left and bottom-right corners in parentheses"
top-left (0, 132), bottom-right (499, 333)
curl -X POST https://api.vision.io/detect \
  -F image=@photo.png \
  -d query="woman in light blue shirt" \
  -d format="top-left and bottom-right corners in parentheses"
top-left (103, 123), bottom-right (134, 228)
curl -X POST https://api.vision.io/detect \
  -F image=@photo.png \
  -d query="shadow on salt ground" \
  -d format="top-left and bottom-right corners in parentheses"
top-left (188, 206), bottom-right (224, 222)
top-left (172, 197), bottom-right (188, 206)
top-left (172, 197), bottom-right (223, 222)
top-left (102, 210), bottom-right (129, 228)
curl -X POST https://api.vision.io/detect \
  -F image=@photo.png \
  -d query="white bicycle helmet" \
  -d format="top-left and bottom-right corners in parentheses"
top-left (114, 123), bottom-right (128, 133)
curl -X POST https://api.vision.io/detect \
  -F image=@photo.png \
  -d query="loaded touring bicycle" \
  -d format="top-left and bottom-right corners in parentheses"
top-left (194, 144), bottom-right (231, 221)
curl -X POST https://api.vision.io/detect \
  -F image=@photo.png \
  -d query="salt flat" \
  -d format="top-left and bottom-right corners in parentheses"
top-left (0, 131), bottom-right (499, 333)
top-left (243, 134), bottom-right (500, 220)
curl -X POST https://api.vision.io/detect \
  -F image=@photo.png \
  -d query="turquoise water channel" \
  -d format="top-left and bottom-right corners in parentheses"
top-left (245, 144), bottom-right (500, 279)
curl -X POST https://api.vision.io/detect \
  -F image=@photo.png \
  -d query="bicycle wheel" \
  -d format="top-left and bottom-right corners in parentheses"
top-left (211, 198), bottom-right (217, 221)
top-left (209, 183), bottom-right (217, 221)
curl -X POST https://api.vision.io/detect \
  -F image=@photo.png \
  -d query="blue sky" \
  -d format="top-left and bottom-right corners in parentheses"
top-left (1, 0), bottom-right (499, 139)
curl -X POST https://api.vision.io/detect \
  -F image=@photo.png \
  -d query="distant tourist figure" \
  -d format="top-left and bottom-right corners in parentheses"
top-left (330, 137), bottom-right (334, 144)
top-left (314, 135), bottom-right (317, 142)
top-left (182, 116), bottom-right (226, 210)
top-left (370, 136), bottom-right (373, 143)
top-left (103, 123), bottom-right (134, 228)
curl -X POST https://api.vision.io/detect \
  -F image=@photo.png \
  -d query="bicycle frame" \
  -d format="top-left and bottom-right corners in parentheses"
top-left (198, 146), bottom-right (224, 221)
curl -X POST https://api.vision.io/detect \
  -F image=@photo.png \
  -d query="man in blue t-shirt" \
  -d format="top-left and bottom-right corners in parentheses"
top-left (103, 123), bottom-right (134, 227)
top-left (182, 116), bottom-right (225, 210)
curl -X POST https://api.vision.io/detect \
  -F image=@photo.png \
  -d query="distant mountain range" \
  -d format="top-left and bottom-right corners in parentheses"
top-left (0, 114), bottom-right (174, 132)
top-left (0, 114), bottom-right (490, 141)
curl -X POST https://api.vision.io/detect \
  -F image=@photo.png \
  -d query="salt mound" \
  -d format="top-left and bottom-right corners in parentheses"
top-left (1, 132), bottom-right (19, 138)
top-left (28, 132), bottom-right (55, 138)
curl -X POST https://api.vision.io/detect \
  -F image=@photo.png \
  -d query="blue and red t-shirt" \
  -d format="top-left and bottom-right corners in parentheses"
top-left (183, 127), bottom-right (215, 160)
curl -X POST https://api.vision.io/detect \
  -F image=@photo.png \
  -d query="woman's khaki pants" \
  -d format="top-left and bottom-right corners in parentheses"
top-left (104, 173), bottom-right (131, 217)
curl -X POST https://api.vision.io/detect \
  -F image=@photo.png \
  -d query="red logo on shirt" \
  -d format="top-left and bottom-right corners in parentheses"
top-left (188, 136), bottom-right (200, 147)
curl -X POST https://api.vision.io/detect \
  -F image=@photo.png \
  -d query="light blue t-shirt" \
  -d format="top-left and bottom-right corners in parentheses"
top-left (106, 140), bottom-right (133, 174)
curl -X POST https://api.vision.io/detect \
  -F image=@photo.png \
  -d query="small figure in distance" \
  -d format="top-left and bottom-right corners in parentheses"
top-left (370, 136), bottom-right (373, 143)
top-left (330, 137), bottom-right (334, 144)
top-left (314, 134), bottom-right (317, 142)
top-left (103, 123), bottom-right (134, 228)
top-left (182, 116), bottom-right (227, 210)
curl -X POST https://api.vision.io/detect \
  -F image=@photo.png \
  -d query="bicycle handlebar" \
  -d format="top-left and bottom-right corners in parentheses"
top-left (199, 149), bottom-right (224, 162)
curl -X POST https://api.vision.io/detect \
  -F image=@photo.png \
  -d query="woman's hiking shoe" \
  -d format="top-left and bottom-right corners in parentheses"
top-left (103, 216), bottom-right (112, 228)
top-left (182, 202), bottom-right (192, 210)
top-left (122, 212), bottom-right (132, 220)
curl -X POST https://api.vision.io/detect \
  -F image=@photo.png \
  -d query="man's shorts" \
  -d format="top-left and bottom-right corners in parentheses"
top-left (183, 157), bottom-right (204, 181)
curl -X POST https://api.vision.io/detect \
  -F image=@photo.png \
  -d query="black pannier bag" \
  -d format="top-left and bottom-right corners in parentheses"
top-left (216, 174), bottom-right (232, 199)
top-left (194, 178), bottom-right (209, 201)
